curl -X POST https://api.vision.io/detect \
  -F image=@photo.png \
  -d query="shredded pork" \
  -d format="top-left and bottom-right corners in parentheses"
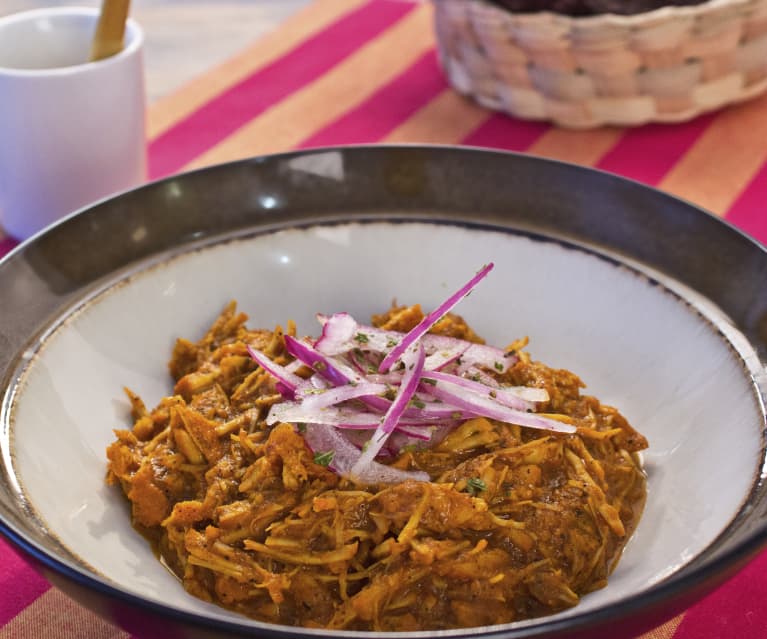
top-left (106, 302), bottom-right (647, 630)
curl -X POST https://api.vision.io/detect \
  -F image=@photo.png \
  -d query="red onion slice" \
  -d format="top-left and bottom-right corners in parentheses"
top-left (423, 342), bottom-right (469, 371)
top-left (498, 385), bottom-right (549, 403)
top-left (267, 404), bottom-right (380, 427)
top-left (365, 372), bottom-right (405, 385)
top-left (461, 343), bottom-right (516, 372)
top-left (459, 365), bottom-right (500, 388)
top-left (455, 367), bottom-right (548, 402)
top-left (424, 370), bottom-right (538, 412)
top-left (359, 391), bottom-right (474, 421)
top-left (274, 382), bottom-right (293, 398)
top-left (421, 377), bottom-right (575, 434)
top-left (314, 312), bottom-right (357, 353)
top-left (303, 423), bottom-right (429, 484)
top-left (378, 264), bottom-right (494, 373)
top-left (246, 345), bottom-right (303, 395)
top-left (284, 335), bottom-right (363, 386)
top-left (302, 422), bottom-right (361, 469)
top-left (351, 342), bottom-right (425, 479)
top-left (297, 381), bottom-right (389, 410)
top-left (316, 312), bottom-right (401, 356)
top-left (266, 402), bottom-right (446, 429)
top-left (304, 375), bottom-right (331, 391)
top-left (422, 335), bottom-right (517, 374)
top-left (394, 425), bottom-right (435, 441)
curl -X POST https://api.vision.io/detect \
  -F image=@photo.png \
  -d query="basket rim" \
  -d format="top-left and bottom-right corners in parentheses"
top-left (443, 0), bottom-right (762, 27)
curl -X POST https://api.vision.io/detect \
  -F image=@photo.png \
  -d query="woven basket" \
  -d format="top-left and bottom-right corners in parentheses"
top-left (433, 0), bottom-right (767, 127)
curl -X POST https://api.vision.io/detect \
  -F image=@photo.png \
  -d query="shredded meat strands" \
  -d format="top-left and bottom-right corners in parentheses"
top-left (106, 301), bottom-right (648, 630)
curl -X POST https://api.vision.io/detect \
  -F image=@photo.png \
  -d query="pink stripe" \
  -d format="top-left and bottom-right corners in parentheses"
top-left (0, 236), bottom-right (19, 259)
top-left (148, 0), bottom-right (416, 179)
top-left (0, 537), bottom-right (51, 625)
top-left (596, 113), bottom-right (715, 186)
top-left (725, 161), bottom-right (767, 246)
top-left (298, 49), bottom-right (445, 148)
top-left (673, 550), bottom-right (767, 638)
top-left (461, 113), bottom-right (549, 151)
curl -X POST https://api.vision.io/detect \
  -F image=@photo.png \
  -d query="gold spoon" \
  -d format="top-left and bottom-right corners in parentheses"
top-left (89, 0), bottom-right (132, 62)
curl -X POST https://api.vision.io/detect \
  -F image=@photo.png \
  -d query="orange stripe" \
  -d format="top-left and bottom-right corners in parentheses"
top-left (637, 613), bottom-right (686, 639)
top-left (659, 93), bottom-right (767, 216)
top-left (185, 3), bottom-right (435, 169)
top-left (383, 88), bottom-right (623, 162)
top-left (528, 127), bottom-right (625, 167)
top-left (0, 588), bottom-right (130, 638)
top-left (383, 88), bottom-right (490, 144)
top-left (146, 0), bottom-right (369, 139)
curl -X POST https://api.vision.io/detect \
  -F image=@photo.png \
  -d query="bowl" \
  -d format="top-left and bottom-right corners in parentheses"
top-left (1, 146), bottom-right (766, 639)
top-left (433, 0), bottom-right (767, 127)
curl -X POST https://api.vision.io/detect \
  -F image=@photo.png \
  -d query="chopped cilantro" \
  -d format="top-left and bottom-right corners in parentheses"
top-left (297, 423), bottom-right (307, 433)
top-left (494, 361), bottom-right (504, 372)
top-left (466, 477), bottom-right (487, 495)
top-left (355, 332), bottom-right (369, 343)
top-left (313, 450), bottom-right (335, 466)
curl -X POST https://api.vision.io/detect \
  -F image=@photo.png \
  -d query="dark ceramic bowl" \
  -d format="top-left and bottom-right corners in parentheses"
top-left (1, 146), bottom-right (766, 639)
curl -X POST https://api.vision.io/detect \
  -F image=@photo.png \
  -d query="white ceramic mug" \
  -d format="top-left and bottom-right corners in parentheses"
top-left (0, 7), bottom-right (147, 241)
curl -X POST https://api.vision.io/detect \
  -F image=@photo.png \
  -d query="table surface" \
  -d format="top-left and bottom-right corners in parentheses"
top-left (1, 1), bottom-right (767, 637)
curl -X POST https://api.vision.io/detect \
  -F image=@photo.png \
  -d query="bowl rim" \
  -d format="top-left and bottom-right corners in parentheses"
top-left (1, 144), bottom-right (766, 638)
top-left (0, 7), bottom-right (144, 77)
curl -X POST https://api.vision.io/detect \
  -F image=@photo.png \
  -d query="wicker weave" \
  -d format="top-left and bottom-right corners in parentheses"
top-left (433, 0), bottom-right (767, 127)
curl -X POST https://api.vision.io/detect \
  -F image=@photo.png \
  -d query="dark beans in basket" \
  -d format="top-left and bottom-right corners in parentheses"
top-left (488, 0), bottom-right (710, 16)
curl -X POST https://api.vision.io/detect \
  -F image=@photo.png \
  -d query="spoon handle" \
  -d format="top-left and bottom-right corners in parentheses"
top-left (89, 0), bottom-right (132, 62)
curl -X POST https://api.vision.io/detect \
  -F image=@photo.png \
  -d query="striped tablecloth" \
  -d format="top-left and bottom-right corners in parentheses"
top-left (1, 0), bottom-right (766, 636)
